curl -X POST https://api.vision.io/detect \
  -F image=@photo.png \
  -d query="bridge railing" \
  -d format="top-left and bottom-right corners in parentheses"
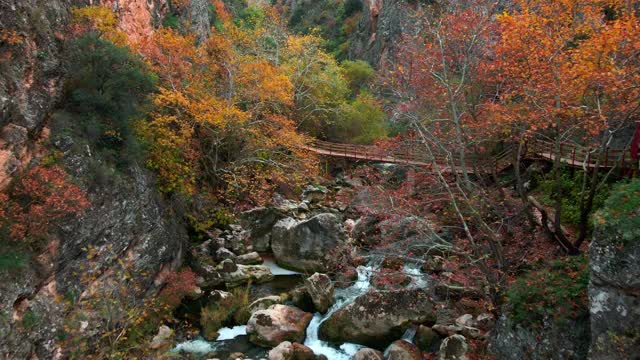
top-left (304, 138), bottom-right (638, 173)
top-left (529, 139), bottom-right (638, 170)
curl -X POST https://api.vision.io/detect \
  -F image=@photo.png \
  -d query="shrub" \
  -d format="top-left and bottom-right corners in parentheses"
top-left (593, 178), bottom-right (640, 245)
top-left (4, 165), bottom-right (89, 243)
top-left (507, 256), bottom-right (589, 327)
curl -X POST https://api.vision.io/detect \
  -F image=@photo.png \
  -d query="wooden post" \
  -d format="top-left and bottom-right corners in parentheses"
top-left (571, 148), bottom-right (576, 165)
top-left (604, 147), bottom-right (609, 167)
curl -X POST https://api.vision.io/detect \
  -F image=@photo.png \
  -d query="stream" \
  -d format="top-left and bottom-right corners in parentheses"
top-left (172, 257), bottom-right (427, 359)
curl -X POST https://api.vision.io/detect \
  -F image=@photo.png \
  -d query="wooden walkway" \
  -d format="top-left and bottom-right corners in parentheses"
top-left (303, 138), bottom-right (638, 174)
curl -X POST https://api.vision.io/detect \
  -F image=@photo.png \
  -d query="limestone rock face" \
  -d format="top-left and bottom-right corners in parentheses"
top-left (318, 288), bottom-right (436, 347)
top-left (247, 305), bottom-right (313, 347)
top-left (271, 214), bottom-right (346, 272)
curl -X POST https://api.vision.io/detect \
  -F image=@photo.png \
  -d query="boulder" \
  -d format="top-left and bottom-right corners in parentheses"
top-left (268, 341), bottom-right (319, 360)
top-left (334, 266), bottom-right (359, 289)
top-left (318, 288), bottom-right (436, 347)
top-left (438, 335), bottom-right (468, 360)
top-left (249, 296), bottom-right (283, 314)
top-left (215, 247), bottom-right (237, 262)
top-left (223, 264), bottom-right (274, 288)
top-left (304, 273), bottom-right (334, 314)
top-left (271, 214), bottom-right (346, 272)
top-left (302, 185), bottom-right (328, 203)
top-left (236, 251), bottom-right (263, 265)
top-left (240, 207), bottom-right (288, 252)
top-left (415, 325), bottom-right (440, 352)
top-left (218, 259), bottom-right (238, 273)
top-left (384, 340), bottom-right (421, 360)
top-left (150, 325), bottom-right (174, 350)
top-left (246, 305), bottom-right (313, 347)
top-left (354, 348), bottom-right (385, 360)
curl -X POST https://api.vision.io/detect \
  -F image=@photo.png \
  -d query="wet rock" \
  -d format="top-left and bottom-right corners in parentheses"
top-left (236, 251), bottom-right (263, 265)
top-left (438, 334), bottom-right (468, 360)
top-left (246, 305), bottom-right (313, 347)
top-left (271, 214), bottom-right (346, 272)
top-left (304, 273), bottom-right (334, 314)
top-left (354, 348), bottom-right (385, 360)
top-left (415, 325), bottom-right (440, 352)
top-left (384, 340), bottom-right (422, 360)
top-left (150, 325), bottom-right (174, 350)
top-left (268, 341), bottom-right (320, 360)
top-left (318, 288), bottom-right (436, 347)
top-left (223, 264), bottom-right (274, 288)
top-left (229, 352), bottom-right (245, 359)
top-left (249, 296), bottom-right (283, 314)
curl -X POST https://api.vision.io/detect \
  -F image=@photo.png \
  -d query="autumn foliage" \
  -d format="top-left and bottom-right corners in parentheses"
top-left (1, 165), bottom-right (89, 242)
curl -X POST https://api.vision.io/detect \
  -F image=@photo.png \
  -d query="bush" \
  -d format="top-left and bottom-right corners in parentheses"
top-left (594, 178), bottom-right (640, 245)
top-left (507, 256), bottom-right (589, 327)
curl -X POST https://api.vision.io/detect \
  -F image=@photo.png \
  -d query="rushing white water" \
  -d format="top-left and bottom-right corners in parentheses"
top-left (404, 263), bottom-right (430, 289)
top-left (217, 325), bottom-right (247, 341)
top-left (303, 265), bottom-right (375, 359)
top-left (172, 339), bottom-right (215, 354)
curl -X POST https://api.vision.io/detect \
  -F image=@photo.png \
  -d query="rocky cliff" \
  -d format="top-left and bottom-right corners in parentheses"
top-left (347, 0), bottom-right (422, 67)
top-left (0, 1), bottom-right (187, 358)
top-left (589, 208), bottom-right (640, 358)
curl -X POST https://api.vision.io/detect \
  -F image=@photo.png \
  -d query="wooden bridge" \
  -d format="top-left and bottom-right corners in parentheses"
top-left (303, 138), bottom-right (638, 174)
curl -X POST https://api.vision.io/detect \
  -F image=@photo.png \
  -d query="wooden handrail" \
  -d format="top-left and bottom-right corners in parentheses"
top-left (302, 138), bottom-right (637, 174)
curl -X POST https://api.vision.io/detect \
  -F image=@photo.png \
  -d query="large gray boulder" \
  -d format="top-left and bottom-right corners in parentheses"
top-left (318, 288), bottom-right (436, 347)
top-left (271, 214), bottom-right (346, 272)
top-left (247, 305), bottom-right (313, 347)
top-left (304, 273), bottom-right (334, 314)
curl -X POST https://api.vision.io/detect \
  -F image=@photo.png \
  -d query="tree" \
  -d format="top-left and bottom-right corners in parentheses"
top-left (333, 93), bottom-right (387, 144)
top-left (65, 33), bottom-right (156, 163)
top-left (492, 0), bottom-right (640, 252)
top-left (385, 1), bottom-right (498, 188)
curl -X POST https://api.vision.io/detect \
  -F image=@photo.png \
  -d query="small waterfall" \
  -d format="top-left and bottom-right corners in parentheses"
top-left (303, 265), bottom-right (375, 359)
top-left (401, 325), bottom-right (417, 343)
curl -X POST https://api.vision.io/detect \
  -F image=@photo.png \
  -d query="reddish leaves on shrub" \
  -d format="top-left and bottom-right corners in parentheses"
top-left (7, 165), bottom-right (90, 241)
top-left (159, 268), bottom-right (199, 307)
